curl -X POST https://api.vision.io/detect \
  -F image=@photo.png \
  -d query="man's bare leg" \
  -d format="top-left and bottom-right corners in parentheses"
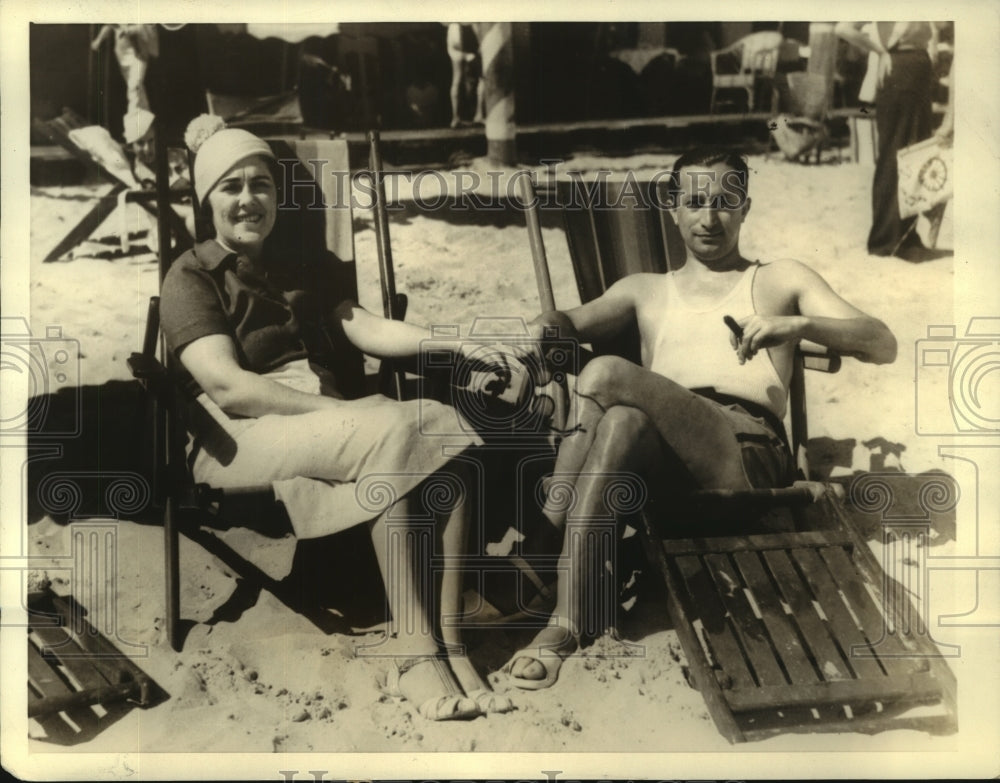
top-left (560, 355), bottom-right (751, 489)
top-left (509, 405), bottom-right (664, 687)
top-left (541, 391), bottom-right (608, 530)
top-left (542, 351), bottom-right (746, 532)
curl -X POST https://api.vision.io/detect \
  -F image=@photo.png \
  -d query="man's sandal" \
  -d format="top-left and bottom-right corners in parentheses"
top-left (501, 647), bottom-right (565, 690)
top-left (501, 624), bottom-right (577, 691)
top-left (386, 656), bottom-right (481, 721)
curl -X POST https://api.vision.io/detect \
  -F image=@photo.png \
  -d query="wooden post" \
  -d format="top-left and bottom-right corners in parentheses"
top-left (476, 22), bottom-right (516, 166)
top-left (368, 130), bottom-right (406, 401)
top-left (519, 174), bottom-right (556, 311)
top-left (806, 22), bottom-right (837, 115)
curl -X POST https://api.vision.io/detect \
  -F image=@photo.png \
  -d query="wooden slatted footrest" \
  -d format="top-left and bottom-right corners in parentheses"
top-left (648, 516), bottom-right (957, 742)
top-left (28, 590), bottom-right (160, 726)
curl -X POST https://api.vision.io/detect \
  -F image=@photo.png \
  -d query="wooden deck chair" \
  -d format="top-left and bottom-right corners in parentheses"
top-left (366, 138), bottom-right (558, 628)
top-left (32, 108), bottom-right (193, 262)
top-left (526, 174), bottom-right (957, 742)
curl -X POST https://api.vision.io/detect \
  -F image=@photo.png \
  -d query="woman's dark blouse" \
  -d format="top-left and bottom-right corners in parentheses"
top-left (160, 239), bottom-right (345, 397)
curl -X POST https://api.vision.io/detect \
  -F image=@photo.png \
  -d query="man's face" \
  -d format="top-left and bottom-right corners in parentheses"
top-left (674, 162), bottom-right (751, 263)
top-left (129, 127), bottom-right (156, 166)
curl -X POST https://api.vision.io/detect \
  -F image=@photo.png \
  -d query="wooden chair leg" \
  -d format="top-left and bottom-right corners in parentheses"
top-left (43, 187), bottom-right (125, 262)
top-left (164, 494), bottom-right (182, 651)
top-left (118, 190), bottom-right (131, 254)
top-left (926, 201), bottom-right (947, 248)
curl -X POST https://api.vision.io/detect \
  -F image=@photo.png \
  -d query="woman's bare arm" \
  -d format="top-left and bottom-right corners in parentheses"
top-left (179, 334), bottom-right (342, 417)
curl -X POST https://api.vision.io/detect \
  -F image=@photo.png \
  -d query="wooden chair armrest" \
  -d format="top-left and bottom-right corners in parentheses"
top-left (127, 351), bottom-right (167, 382)
top-left (796, 341), bottom-right (842, 373)
top-left (689, 480), bottom-right (840, 505)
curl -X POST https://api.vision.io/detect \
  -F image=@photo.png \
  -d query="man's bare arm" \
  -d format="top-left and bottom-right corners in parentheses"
top-left (836, 22), bottom-right (893, 88)
top-left (530, 275), bottom-right (642, 344)
top-left (737, 260), bottom-right (897, 364)
top-left (835, 22), bottom-right (885, 56)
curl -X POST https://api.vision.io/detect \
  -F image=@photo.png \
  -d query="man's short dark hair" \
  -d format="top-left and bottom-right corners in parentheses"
top-left (669, 148), bottom-right (749, 207)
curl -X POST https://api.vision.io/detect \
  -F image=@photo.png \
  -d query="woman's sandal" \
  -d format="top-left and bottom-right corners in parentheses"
top-left (385, 656), bottom-right (481, 721)
top-left (444, 653), bottom-right (516, 714)
top-left (464, 687), bottom-right (515, 714)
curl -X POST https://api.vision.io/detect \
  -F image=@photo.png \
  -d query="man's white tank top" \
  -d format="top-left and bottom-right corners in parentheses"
top-left (648, 263), bottom-right (787, 418)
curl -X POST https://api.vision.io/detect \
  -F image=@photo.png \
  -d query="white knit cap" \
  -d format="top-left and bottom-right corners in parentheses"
top-left (192, 127), bottom-right (275, 203)
top-left (123, 108), bottom-right (155, 144)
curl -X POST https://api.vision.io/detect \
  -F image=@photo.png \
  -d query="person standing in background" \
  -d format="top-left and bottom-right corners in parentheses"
top-left (92, 24), bottom-right (159, 117)
top-left (447, 23), bottom-right (485, 128)
top-left (836, 22), bottom-right (944, 260)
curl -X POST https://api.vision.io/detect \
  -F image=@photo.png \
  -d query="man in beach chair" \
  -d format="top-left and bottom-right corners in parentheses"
top-left (503, 147), bottom-right (898, 690)
top-left (123, 107), bottom-right (190, 191)
top-left (33, 107), bottom-right (192, 261)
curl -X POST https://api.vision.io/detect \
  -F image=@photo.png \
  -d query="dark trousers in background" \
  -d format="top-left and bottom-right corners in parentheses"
top-left (869, 49), bottom-right (933, 256)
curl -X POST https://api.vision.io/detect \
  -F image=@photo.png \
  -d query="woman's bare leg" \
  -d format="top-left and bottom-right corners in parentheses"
top-left (368, 496), bottom-right (438, 656)
top-left (449, 59), bottom-right (463, 127)
top-left (368, 492), bottom-right (477, 719)
top-left (433, 461), bottom-right (514, 712)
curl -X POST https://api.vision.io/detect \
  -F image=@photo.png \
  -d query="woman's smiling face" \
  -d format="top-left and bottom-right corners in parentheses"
top-left (207, 155), bottom-right (277, 257)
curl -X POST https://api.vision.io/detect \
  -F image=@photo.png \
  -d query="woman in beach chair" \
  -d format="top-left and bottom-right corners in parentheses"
top-left (158, 118), bottom-right (512, 721)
